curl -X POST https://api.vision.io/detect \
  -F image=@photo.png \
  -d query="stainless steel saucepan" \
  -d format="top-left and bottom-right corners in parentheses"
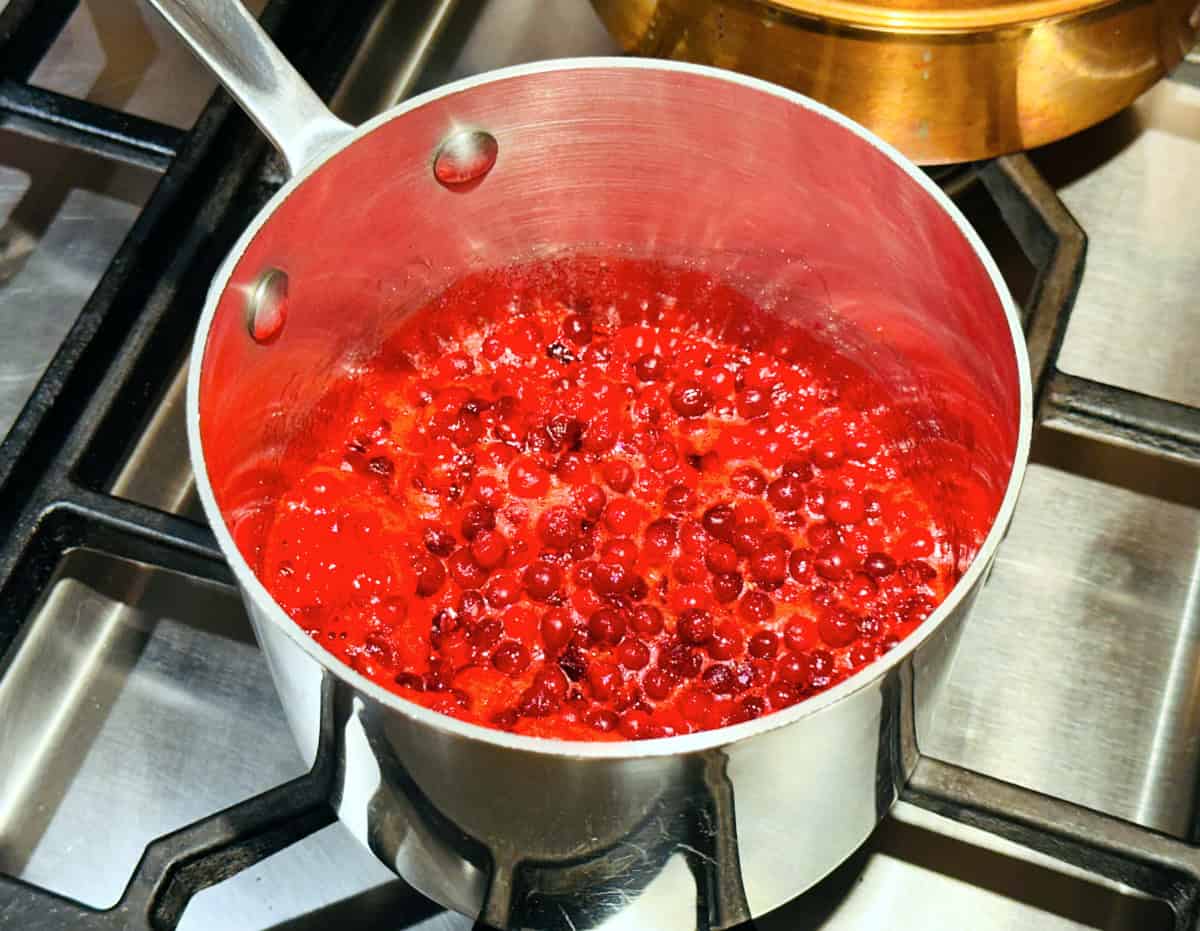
top-left (152, 0), bottom-right (1032, 926)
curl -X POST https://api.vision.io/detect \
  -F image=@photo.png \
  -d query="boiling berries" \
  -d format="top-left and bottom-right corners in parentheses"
top-left (262, 255), bottom-right (975, 743)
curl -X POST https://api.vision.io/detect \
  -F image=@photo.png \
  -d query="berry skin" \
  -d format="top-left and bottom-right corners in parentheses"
top-left (678, 609), bottom-right (714, 645)
top-left (748, 630), bottom-right (778, 659)
top-left (767, 475), bottom-right (806, 512)
top-left (670, 382), bottom-right (713, 418)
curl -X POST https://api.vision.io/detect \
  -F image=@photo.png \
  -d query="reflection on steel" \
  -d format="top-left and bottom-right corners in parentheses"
top-left (432, 128), bottom-right (498, 186)
top-left (245, 266), bottom-right (288, 344)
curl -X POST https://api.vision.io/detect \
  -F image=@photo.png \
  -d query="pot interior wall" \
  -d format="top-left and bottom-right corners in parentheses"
top-left (196, 65), bottom-right (1021, 571)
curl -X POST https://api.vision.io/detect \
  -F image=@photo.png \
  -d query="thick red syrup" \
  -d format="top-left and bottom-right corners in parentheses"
top-left (257, 256), bottom-right (993, 741)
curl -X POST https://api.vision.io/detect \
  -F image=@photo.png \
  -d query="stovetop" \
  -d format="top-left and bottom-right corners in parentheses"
top-left (3, 1), bottom-right (1200, 929)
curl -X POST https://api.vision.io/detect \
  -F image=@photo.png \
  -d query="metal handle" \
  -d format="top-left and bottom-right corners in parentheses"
top-left (142, 0), bottom-right (354, 176)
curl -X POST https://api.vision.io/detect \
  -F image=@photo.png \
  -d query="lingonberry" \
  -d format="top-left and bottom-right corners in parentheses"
top-left (824, 489), bottom-right (866, 524)
top-left (814, 544), bottom-right (854, 580)
top-left (541, 608), bottom-right (574, 654)
top-left (644, 518), bottom-right (678, 557)
top-left (702, 504), bottom-right (737, 542)
top-left (767, 475), bottom-right (806, 511)
top-left (634, 353), bottom-right (667, 382)
top-left (737, 387), bottom-right (770, 418)
top-left (863, 551), bottom-right (897, 578)
top-left (819, 609), bottom-right (859, 647)
top-left (702, 664), bottom-right (736, 695)
top-left (642, 667), bottom-right (678, 700)
top-left (730, 467), bottom-right (767, 495)
top-left (264, 257), bottom-right (968, 743)
top-left (413, 554), bottom-right (446, 597)
top-left (524, 560), bottom-right (563, 600)
top-left (749, 544), bottom-right (789, 587)
top-left (617, 638), bottom-right (651, 670)
top-left (460, 504), bottom-right (496, 541)
top-left (492, 640), bottom-right (531, 675)
top-left (423, 525), bottom-right (456, 557)
top-left (748, 630), bottom-right (779, 659)
top-left (777, 652), bottom-right (813, 688)
top-left (670, 382), bottom-right (713, 417)
top-left (712, 572), bottom-right (744, 604)
top-left (603, 460), bottom-right (635, 492)
top-left (738, 590), bottom-right (775, 623)
top-left (630, 604), bottom-right (664, 637)
top-left (538, 506), bottom-right (581, 549)
top-left (563, 313), bottom-right (593, 345)
top-left (588, 608), bottom-right (627, 646)
top-left (846, 572), bottom-right (878, 602)
top-left (707, 621), bottom-right (744, 660)
top-left (471, 529), bottom-right (509, 570)
top-left (618, 709), bottom-right (654, 739)
top-left (677, 608), bottom-right (714, 645)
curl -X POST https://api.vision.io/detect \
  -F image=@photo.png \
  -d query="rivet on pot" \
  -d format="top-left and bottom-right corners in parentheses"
top-left (246, 267), bottom-right (288, 344)
top-left (433, 130), bottom-right (498, 187)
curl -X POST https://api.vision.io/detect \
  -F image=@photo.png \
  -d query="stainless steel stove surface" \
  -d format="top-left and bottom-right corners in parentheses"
top-left (3, 1), bottom-right (1200, 929)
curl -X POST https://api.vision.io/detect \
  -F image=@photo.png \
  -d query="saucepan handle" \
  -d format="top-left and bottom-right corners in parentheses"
top-left (142, 0), bottom-right (355, 176)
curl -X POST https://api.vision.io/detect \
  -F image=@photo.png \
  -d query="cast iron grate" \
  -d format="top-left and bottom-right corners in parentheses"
top-left (1, 1), bottom-right (1197, 926)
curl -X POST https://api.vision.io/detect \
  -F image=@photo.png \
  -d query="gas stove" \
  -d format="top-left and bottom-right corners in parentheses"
top-left (2, 1), bottom-right (1200, 929)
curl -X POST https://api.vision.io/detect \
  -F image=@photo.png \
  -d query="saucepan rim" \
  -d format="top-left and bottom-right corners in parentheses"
top-left (186, 56), bottom-right (1033, 761)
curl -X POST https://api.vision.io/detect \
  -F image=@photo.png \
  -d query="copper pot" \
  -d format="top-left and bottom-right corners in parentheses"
top-left (590, 0), bottom-right (1199, 163)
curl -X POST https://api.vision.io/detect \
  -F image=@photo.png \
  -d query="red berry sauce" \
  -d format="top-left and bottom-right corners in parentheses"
top-left (257, 256), bottom-right (994, 741)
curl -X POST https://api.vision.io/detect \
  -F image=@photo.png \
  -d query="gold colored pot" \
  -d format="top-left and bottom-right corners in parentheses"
top-left (590, 0), bottom-right (1199, 162)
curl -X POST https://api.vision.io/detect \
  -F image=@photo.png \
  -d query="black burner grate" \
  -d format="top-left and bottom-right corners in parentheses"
top-left (1, 2), bottom-right (1198, 927)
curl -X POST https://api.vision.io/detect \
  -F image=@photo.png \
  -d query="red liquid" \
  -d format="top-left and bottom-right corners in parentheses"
top-left (258, 256), bottom-right (992, 741)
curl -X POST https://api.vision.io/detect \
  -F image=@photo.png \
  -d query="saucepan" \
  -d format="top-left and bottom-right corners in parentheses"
top-left (152, 0), bottom-right (1032, 926)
